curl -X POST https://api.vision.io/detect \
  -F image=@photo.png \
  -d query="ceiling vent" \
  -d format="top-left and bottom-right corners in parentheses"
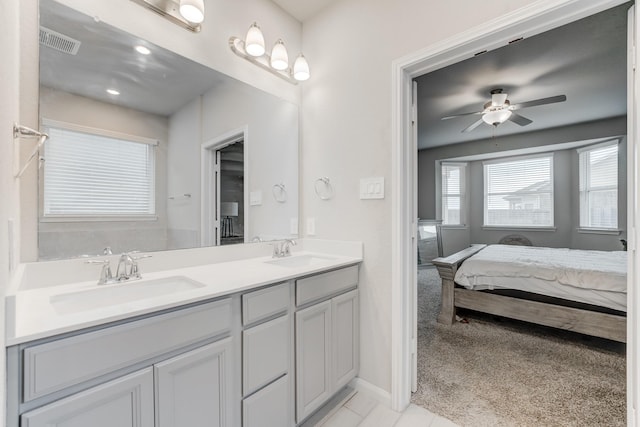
top-left (39, 26), bottom-right (81, 55)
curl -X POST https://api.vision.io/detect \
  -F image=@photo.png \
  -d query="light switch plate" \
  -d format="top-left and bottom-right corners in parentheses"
top-left (360, 177), bottom-right (385, 199)
top-left (307, 218), bottom-right (316, 236)
top-left (249, 191), bottom-right (262, 206)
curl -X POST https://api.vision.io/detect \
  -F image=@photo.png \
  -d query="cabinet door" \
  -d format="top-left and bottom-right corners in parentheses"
top-left (332, 289), bottom-right (359, 390)
top-left (155, 338), bottom-right (234, 427)
top-left (295, 300), bottom-right (332, 423)
top-left (243, 374), bottom-right (290, 427)
top-left (21, 368), bottom-right (154, 427)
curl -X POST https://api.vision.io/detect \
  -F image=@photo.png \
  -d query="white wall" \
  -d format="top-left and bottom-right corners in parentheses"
top-left (301, 0), bottom-right (532, 396)
top-left (38, 87), bottom-right (170, 259)
top-left (167, 77), bottom-right (299, 246)
top-left (201, 78), bottom-right (299, 241)
top-left (167, 97), bottom-right (202, 249)
top-left (0, 0), bottom-right (22, 423)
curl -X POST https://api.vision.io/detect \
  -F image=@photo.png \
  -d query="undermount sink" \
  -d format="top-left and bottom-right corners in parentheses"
top-left (265, 254), bottom-right (337, 268)
top-left (50, 276), bottom-right (206, 315)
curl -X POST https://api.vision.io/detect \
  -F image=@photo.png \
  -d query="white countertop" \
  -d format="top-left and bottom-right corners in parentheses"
top-left (6, 240), bottom-right (362, 346)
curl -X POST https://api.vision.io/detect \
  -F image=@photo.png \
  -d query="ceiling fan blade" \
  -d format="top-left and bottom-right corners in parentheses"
top-left (508, 112), bottom-right (533, 126)
top-left (461, 118), bottom-right (484, 133)
top-left (441, 111), bottom-right (484, 120)
top-left (510, 94), bottom-right (567, 110)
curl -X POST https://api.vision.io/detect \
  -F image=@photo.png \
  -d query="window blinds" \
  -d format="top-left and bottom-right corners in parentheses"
top-left (484, 155), bottom-right (553, 227)
top-left (43, 126), bottom-right (156, 217)
top-left (579, 142), bottom-right (618, 229)
top-left (441, 163), bottom-right (465, 225)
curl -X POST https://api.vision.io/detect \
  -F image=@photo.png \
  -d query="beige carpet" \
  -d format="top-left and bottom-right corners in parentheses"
top-left (412, 267), bottom-right (626, 427)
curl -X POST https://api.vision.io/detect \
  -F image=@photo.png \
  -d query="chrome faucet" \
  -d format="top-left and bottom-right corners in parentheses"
top-left (115, 252), bottom-right (152, 282)
top-left (272, 239), bottom-right (297, 258)
top-left (282, 239), bottom-right (297, 256)
top-left (116, 253), bottom-right (135, 281)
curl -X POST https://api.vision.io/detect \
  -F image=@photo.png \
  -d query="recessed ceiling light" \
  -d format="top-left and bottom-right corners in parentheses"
top-left (106, 89), bottom-right (120, 95)
top-left (135, 45), bottom-right (151, 55)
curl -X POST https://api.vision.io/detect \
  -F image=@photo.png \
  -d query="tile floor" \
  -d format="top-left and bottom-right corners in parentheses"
top-left (317, 391), bottom-right (459, 427)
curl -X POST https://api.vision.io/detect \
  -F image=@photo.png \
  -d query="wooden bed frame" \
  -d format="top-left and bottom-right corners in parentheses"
top-left (431, 244), bottom-right (627, 343)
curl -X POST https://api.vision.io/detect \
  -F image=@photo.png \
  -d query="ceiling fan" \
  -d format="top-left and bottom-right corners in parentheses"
top-left (441, 88), bottom-right (567, 133)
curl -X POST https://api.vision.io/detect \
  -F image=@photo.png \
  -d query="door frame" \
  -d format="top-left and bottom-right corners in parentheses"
top-left (390, 0), bottom-right (636, 421)
top-left (201, 126), bottom-right (249, 246)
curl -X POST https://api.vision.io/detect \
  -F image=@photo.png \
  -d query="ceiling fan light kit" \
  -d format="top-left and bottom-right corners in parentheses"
top-left (482, 109), bottom-right (512, 126)
top-left (442, 88), bottom-right (567, 133)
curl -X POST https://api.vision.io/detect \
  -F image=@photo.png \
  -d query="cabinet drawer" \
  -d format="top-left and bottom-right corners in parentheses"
top-left (243, 374), bottom-right (290, 427)
top-left (242, 282), bottom-right (289, 326)
top-left (296, 266), bottom-right (358, 306)
top-left (243, 315), bottom-right (290, 396)
top-left (23, 298), bottom-right (232, 402)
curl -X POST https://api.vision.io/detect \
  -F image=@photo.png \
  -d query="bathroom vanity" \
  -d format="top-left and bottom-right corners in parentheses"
top-left (5, 241), bottom-right (362, 426)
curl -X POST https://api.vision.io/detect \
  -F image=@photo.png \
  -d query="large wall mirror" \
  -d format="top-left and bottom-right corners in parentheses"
top-left (38, 0), bottom-right (299, 260)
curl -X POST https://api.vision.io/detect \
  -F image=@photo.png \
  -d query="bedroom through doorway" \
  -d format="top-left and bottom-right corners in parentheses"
top-left (409, 2), bottom-right (631, 425)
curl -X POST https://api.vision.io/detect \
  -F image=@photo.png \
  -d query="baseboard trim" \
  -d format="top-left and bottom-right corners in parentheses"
top-left (349, 377), bottom-right (392, 408)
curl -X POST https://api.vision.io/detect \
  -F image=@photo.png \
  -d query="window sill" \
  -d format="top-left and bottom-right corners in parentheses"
top-left (40, 215), bottom-right (158, 223)
top-left (482, 226), bottom-right (556, 232)
top-left (577, 228), bottom-right (622, 235)
top-left (440, 225), bottom-right (468, 230)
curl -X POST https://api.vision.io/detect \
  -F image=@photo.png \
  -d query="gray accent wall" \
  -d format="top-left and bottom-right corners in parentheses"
top-left (418, 116), bottom-right (627, 254)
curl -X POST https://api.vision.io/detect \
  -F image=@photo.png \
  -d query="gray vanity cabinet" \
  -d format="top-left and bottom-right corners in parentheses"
top-left (155, 338), bottom-right (234, 427)
top-left (12, 299), bottom-right (237, 427)
top-left (21, 368), bottom-right (155, 427)
top-left (295, 266), bottom-right (359, 424)
top-left (241, 282), bottom-right (294, 427)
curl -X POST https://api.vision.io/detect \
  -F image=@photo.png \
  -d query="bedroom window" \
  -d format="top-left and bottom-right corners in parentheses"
top-left (578, 141), bottom-right (618, 230)
top-left (441, 162), bottom-right (466, 225)
top-left (42, 121), bottom-right (157, 220)
top-left (483, 154), bottom-right (554, 228)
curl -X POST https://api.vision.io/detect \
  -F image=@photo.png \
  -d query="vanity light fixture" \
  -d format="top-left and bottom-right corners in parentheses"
top-left (129, 0), bottom-right (202, 32)
top-left (106, 88), bottom-right (120, 95)
top-left (230, 22), bottom-right (310, 84)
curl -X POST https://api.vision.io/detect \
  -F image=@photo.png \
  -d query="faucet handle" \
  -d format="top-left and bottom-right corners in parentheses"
top-left (85, 259), bottom-right (113, 285)
top-left (130, 254), bottom-right (152, 279)
top-left (270, 242), bottom-right (283, 258)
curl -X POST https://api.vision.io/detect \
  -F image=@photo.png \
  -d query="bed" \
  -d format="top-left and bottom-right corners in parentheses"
top-left (432, 244), bottom-right (627, 342)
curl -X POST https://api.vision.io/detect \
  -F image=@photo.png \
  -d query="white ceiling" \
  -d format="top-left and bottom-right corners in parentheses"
top-left (40, 0), bottom-right (233, 116)
top-left (271, 0), bottom-right (341, 22)
top-left (415, 3), bottom-right (629, 150)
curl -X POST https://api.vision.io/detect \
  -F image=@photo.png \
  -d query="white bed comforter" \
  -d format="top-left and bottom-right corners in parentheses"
top-left (455, 244), bottom-right (627, 294)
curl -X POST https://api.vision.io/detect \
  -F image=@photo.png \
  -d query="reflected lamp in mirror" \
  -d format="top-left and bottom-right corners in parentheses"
top-left (230, 23), bottom-right (310, 84)
top-left (221, 202), bottom-right (239, 238)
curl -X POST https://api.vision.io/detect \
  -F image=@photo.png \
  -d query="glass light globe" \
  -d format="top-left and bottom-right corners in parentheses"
top-left (293, 54), bottom-right (310, 81)
top-left (270, 40), bottom-right (289, 71)
top-left (179, 0), bottom-right (204, 23)
top-left (245, 23), bottom-right (265, 57)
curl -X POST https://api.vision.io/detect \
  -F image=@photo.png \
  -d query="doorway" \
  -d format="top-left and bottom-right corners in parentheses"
top-left (390, 0), bottom-right (637, 421)
top-left (201, 127), bottom-right (248, 247)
